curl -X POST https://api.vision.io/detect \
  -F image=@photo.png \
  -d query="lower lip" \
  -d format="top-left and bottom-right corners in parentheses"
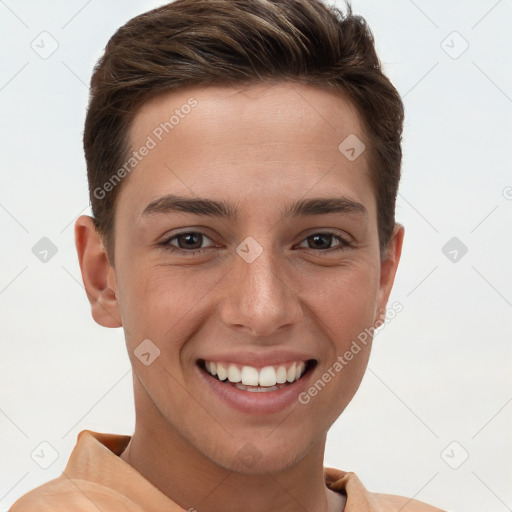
top-left (196, 364), bottom-right (313, 414)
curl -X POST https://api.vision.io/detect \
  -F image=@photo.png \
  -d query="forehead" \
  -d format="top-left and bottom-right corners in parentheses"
top-left (130, 82), bottom-right (366, 159)
top-left (119, 82), bottom-right (374, 223)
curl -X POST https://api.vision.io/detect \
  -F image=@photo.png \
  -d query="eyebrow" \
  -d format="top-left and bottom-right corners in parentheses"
top-left (141, 194), bottom-right (367, 221)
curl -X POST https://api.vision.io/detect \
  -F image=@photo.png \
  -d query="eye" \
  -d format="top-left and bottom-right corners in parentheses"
top-left (160, 231), bottom-right (217, 253)
top-left (297, 232), bottom-right (351, 251)
top-left (158, 230), bottom-right (352, 255)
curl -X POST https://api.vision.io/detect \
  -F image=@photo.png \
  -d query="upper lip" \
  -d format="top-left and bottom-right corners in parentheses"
top-left (198, 350), bottom-right (316, 368)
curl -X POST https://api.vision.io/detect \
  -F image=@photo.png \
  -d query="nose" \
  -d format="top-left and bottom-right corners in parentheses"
top-left (219, 243), bottom-right (303, 337)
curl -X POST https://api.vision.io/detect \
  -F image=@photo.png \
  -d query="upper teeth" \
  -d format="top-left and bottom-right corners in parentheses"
top-left (204, 361), bottom-right (306, 387)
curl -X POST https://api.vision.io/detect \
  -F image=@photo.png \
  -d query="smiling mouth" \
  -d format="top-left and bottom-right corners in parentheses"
top-left (198, 359), bottom-right (316, 392)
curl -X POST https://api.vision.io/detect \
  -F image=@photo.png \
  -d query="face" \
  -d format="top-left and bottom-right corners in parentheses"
top-left (77, 82), bottom-right (403, 474)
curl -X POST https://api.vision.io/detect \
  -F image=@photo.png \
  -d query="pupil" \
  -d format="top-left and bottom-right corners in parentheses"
top-left (311, 234), bottom-right (330, 249)
top-left (180, 233), bottom-right (201, 249)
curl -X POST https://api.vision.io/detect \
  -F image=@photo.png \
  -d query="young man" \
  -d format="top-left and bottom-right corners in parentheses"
top-left (10, 0), bottom-right (446, 510)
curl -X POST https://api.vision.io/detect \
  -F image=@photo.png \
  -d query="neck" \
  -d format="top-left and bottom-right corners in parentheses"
top-left (120, 387), bottom-right (345, 512)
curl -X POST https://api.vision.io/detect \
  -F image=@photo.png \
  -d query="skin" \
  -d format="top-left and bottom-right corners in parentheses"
top-left (75, 82), bottom-right (404, 512)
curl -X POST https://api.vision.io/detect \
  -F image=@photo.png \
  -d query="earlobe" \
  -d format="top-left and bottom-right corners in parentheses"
top-left (376, 223), bottom-right (405, 322)
top-left (74, 215), bottom-right (122, 328)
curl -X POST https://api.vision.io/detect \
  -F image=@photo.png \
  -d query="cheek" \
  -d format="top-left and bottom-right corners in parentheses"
top-left (303, 260), bottom-right (380, 336)
top-left (297, 262), bottom-right (378, 411)
top-left (116, 264), bottom-right (224, 350)
top-left (297, 267), bottom-right (378, 423)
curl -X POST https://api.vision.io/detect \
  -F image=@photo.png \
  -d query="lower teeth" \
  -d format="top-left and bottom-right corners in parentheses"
top-left (234, 382), bottom-right (281, 392)
top-left (214, 377), bottom-right (291, 392)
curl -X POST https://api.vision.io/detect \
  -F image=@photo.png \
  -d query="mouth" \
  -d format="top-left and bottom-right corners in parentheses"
top-left (198, 359), bottom-right (316, 393)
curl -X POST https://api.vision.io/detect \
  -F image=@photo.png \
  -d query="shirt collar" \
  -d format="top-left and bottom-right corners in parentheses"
top-left (65, 430), bottom-right (376, 511)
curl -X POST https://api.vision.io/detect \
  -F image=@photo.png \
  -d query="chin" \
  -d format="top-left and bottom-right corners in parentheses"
top-left (203, 433), bottom-right (315, 475)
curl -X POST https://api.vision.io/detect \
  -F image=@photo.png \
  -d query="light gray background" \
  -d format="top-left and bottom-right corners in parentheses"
top-left (1, 1), bottom-right (511, 511)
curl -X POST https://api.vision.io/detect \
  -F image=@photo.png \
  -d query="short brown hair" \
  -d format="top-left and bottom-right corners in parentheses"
top-left (83, 0), bottom-right (404, 259)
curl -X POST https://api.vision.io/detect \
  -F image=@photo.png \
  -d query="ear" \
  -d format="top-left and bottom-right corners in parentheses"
top-left (375, 223), bottom-right (404, 324)
top-left (74, 215), bottom-right (122, 328)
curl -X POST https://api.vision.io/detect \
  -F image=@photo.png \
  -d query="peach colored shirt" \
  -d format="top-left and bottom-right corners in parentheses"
top-left (9, 430), bottom-right (446, 511)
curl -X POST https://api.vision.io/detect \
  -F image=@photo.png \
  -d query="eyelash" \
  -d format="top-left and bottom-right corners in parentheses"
top-left (158, 230), bottom-right (352, 255)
